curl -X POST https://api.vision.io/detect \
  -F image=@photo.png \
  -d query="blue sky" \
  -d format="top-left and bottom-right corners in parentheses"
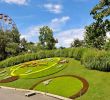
top-left (0, 0), bottom-right (99, 47)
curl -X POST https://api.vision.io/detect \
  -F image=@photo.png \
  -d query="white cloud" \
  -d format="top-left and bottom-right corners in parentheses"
top-left (20, 25), bottom-right (42, 42)
top-left (21, 27), bottom-right (85, 48)
top-left (20, 16), bottom-right (71, 45)
top-left (44, 3), bottom-right (62, 14)
top-left (49, 16), bottom-right (70, 32)
top-left (55, 28), bottom-right (85, 47)
top-left (21, 16), bottom-right (70, 42)
top-left (1, 0), bottom-right (29, 5)
top-left (51, 16), bottom-right (70, 23)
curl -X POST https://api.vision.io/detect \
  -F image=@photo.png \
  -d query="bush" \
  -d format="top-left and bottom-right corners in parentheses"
top-left (37, 51), bottom-right (46, 59)
top-left (45, 50), bottom-right (55, 58)
top-left (82, 49), bottom-right (110, 71)
top-left (0, 53), bottom-right (38, 68)
top-left (73, 48), bottom-right (87, 60)
top-left (68, 48), bottom-right (75, 58)
top-left (54, 49), bottom-right (61, 57)
top-left (59, 49), bottom-right (69, 57)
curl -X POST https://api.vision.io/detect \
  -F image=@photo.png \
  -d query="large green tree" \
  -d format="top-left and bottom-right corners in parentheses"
top-left (20, 38), bottom-right (37, 53)
top-left (71, 39), bottom-right (84, 47)
top-left (91, 0), bottom-right (110, 20)
top-left (39, 26), bottom-right (57, 50)
top-left (0, 29), bottom-right (20, 60)
top-left (85, 0), bottom-right (110, 49)
top-left (19, 38), bottom-right (27, 52)
top-left (85, 20), bottom-right (107, 49)
top-left (6, 29), bottom-right (20, 56)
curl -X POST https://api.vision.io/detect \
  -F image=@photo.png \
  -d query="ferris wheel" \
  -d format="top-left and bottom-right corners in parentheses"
top-left (0, 13), bottom-right (17, 32)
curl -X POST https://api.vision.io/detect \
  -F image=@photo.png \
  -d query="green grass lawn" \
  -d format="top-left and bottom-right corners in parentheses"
top-left (35, 76), bottom-right (83, 97)
top-left (0, 58), bottom-right (110, 100)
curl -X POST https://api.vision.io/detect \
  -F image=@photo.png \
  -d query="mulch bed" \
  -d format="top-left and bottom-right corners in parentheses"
top-left (30, 75), bottom-right (89, 99)
top-left (68, 75), bottom-right (89, 99)
top-left (0, 76), bottom-right (19, 83)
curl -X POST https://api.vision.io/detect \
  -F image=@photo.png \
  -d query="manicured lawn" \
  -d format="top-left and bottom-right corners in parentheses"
top-left (0, 58), bottom-right (110, 100)
top-left (35, 76), bottom-right (83, 97)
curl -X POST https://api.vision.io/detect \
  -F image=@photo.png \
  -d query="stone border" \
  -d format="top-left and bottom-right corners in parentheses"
top-left (30, 75), bottom-right (89, 99)
top-left (0, 76), bottom-right (19, 83)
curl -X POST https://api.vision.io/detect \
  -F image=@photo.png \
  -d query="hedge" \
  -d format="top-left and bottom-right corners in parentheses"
top-left (0, 48), bottom-right (110, 72)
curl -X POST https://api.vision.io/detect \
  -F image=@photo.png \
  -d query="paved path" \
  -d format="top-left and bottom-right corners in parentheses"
top-left (0, 88), bottom-right (59, 100)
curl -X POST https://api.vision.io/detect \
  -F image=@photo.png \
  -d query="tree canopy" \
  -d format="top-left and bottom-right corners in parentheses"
top-left (84, 0), bottom-right (110, 49)
top-left (91, 0), bottom-right (110, 20)
top-left (0, 29), bottom-right (20, 60)
top-left (71, 39), bottom-right (84, 47)
top-left (39, 26), bottom-right (57, 50)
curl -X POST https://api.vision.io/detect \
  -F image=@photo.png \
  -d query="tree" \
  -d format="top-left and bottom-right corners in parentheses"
top-left (59, 46), bottom-right (65, 49)
top-left (36, 42), bottom-right (43, 51)
top-left (84, 20), bottom-right (107, 49)
top-left (20, 38), bottom-right (27, 52)
top-left (84, 0), bottom-right (110, 49)
top-left (39, 26), bottom-right (57, 50)
top-left (71, 39), bottom-right (84, 47)
top-left (104, 39), bottom-right (110, 50)
top-left (26, 42), bottom-right (37, 53)
top-left (91, 0), bottom-right (110, 20)
top-left (6, 29), bottom-right (20, 56)
top-left (0, 30), bottom-right (8, 60)
top-left (0, 28), bottom-right (20, 60)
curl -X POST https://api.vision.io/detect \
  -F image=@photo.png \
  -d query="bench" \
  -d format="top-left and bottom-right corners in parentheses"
top-left (25, 91), bottom-right (36, 97)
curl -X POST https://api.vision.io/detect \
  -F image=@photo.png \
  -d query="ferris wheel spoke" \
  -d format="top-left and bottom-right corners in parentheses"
top-left (0, 14), bottom-right (18, 32)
